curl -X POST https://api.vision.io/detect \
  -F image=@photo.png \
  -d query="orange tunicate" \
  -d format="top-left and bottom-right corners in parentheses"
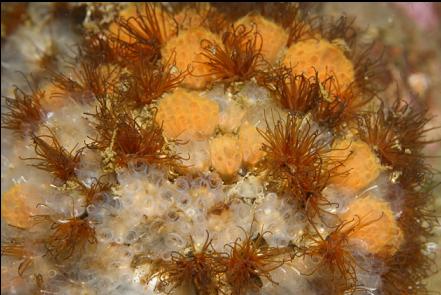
top-left (235, 14), bottom-right (288, 64)
top-left (209, 134), bottom-right (242, 179)
top-left (283, 38), bottom-right (355, 92)
top-left (239, 121), bottom-right (265, 167)
top-left (1, 184), bottom-right (40, 228)
top-left (109, 4), bottom-right (176, 44)
top-left (161, 27), bottom-right (223, 89)
top-left (156, 88), bottom-right (220, 141)
top-left (341, 194), bottom-right (404, 257)
top-left (328, 138), bottom-right (381, 192)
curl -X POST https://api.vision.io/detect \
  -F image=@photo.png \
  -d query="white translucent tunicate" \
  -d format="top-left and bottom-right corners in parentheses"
top-left (127, 160), bottom-right (149, 175)
top-left (148, 170), bottom-right (166, 186)
top-left (76, 150), bottom-right (102, 184)
top-left (202, 84), bottom-right (229, 111)
top-left (185, 208), bottom-right (196, 217)
top-left (261, 263), bottom-right (314, 295)
top-left (48, 269), bottom-right (58, 279)
top-left (165, 232), bottom-right (186, 249)
top-left (132, 243), bottom-right (144, 253)
top-left (254, 191), bottom-right (307, 247)
top-left (240, 81), bottom-right (272, 105)
top-left (230, 175), bottom-right (265, 202)
top-left (109, 196), bottom-right (124, 210)
top-left (114, 237), bottom-right (124, 245)
top-left (78, 271), bottom-right (97, 284)
top-left (176, 221), bottom-right (192, 235)
top-left (175, 177), bottom-right (191, 192)
top-left (87, 204), bottom-right (97, 215)
top-left (160, 188), bottom-right (175, 201)
top-left (207, 172), bottom-right (223, 189)
top-left (174, 140), bottom-right (211, 173)
top-left (426, 242), bottom-right (438, 253)
top-left (193, 177), bottom-right (211, 190)
top-left (175, 193), bottom-right (191, 210)
top-left (99, 228), bottom-right (114, 243)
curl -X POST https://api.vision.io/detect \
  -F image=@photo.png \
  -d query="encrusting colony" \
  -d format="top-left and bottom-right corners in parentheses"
top-left (1, 3), bottom-right (439, 295)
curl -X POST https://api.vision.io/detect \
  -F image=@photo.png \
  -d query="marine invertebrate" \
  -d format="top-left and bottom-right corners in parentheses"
top-left (1, 81), bottom-right (46, 137)
top-left (280, 14), bottom-right (384, 128)
top-left (49, 58), bottom-right (121, 103)
top-left (357, 98), bottom-right (435, 186)
top-left (328, 138), bottom-right (382, 192)
top-left (238, 121), bottom-right (265, 167)
top-left (155, 88), bottom-right (220, 140)
top-left (209, 134), bottom-right (242, 180)
top-left (78, 176), bottom-right (112, 207)
top-left (234, 14), bottom-right (288, 64)
top-left (44, 216), bottom-right (97, 262)
top-left (381, 237), bottom-right (436, 295)
top-left (392, 185), bottom-right (438, 239)
top-left (125, 52), bottom-right (187, 108)
top-left (1, 238), bottom-right (35, 276)
top-left (200, 24), bottom-right (266, 84)
top-left (309, 74), bottom-right (368, 128)
top-left (257, 113), bottom-right (340, 221)
top-left (147, 233), bottom-right (225, 294)
top-left (24, 127), bottom-right (84, 184)
top-left (340, 194), bottom-right (403, 257)
top-left (299, 214), bottom-right (383, 294)
top-left (112, 3), bottom-right (177, 59)
top-left (161, 26), bottom-right (223, 89)
top-left (32, 203), bottom-right (97, 262)
top-left (86, 94), bottom-right (184, 173)
top-left (223, 227), bottom-right (290, 295)
top-left (261, 67), bottom-right (319, 114)
top-left (97, 112), bottom-right (182, 171)
top-left (283, 38), bottom-right (355, 91)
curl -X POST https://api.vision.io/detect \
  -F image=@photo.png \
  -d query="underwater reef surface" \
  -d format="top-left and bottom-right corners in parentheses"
top-left (1, 3), bottom-right (441, 294)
